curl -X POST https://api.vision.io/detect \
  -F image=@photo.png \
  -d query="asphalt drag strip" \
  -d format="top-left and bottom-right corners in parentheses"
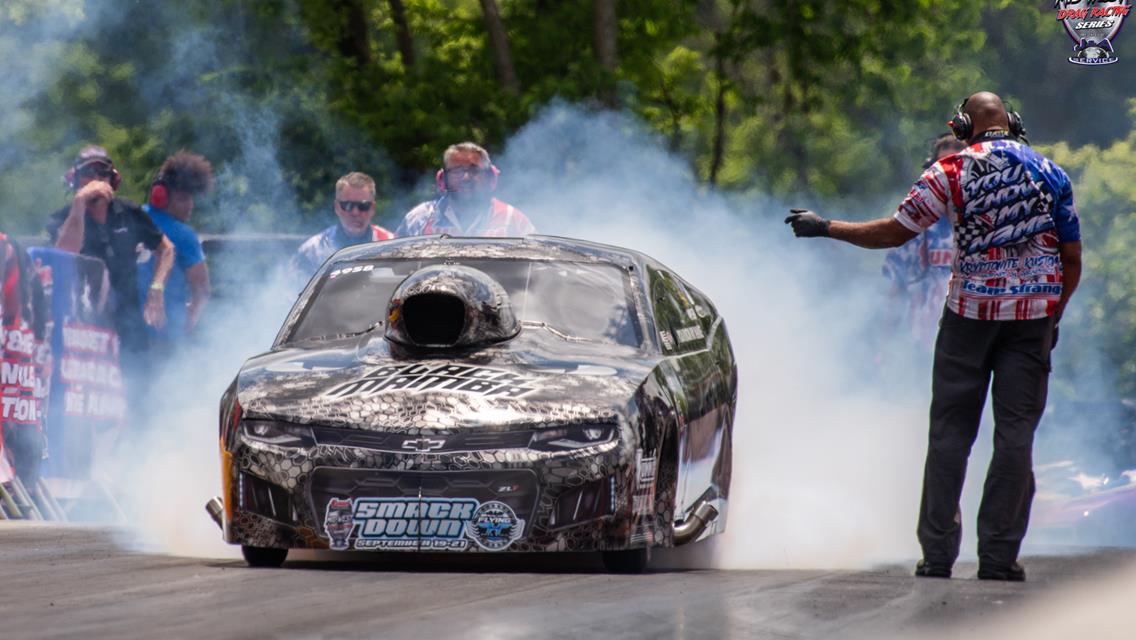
top-left (1, 523), bottom-right (1134, 640)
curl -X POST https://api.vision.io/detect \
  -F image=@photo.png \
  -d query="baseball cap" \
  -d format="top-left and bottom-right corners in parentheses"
top-left (72, 145), bottom-right (115, 170)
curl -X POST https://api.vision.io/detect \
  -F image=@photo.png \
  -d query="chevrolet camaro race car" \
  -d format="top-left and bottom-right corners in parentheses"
top-left (207, 235), bottom-right (737, 573)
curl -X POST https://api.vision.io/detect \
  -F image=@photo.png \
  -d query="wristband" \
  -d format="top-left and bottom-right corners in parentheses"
top-left (149, 282), bottom-right (165, 292)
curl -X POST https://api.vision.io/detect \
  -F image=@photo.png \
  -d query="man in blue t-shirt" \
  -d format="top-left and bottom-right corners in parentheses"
top-left (136, 151), bottom-right (213, 347)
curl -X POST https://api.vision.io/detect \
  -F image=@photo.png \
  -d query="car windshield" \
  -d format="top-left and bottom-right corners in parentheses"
top-left (286, 258), bottom-right (643, 348)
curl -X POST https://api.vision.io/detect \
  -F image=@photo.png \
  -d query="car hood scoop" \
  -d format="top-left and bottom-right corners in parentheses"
top-left (384, 264), bottom-right (520, 350)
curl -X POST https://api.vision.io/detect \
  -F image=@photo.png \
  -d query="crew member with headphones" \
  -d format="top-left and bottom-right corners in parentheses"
top-left (137, 150), bottom-right (214, 349)
top-left (395, 142), bottom-right (535, 238)
top-left (47, 146), bottom-right (174, 398)
top-left (784, 92), bottom-right (1082, 582)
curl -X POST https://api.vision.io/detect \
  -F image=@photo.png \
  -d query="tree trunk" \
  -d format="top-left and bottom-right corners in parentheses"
top-left (479, 0), bottom-right (520, 94)
top-left (594, 0), bottom-right (618, 107)
top-left (708, 50), bottom-right (728, 186)
top-left (333, 0), bottom-right (372, 66)
top-left (387, 0), bottom-right (415, 69)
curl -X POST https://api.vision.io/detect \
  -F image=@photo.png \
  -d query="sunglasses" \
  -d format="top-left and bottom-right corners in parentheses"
top-left (336, 200), bottom-right (374, 212)
top-left (76, 166), bottom-right (116, 180)
top-left (444, 166), bottom-right (490, 179)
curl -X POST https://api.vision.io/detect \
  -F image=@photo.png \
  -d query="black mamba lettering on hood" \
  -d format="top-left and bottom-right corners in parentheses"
top-left (325, 363), bottom-right (539, 399)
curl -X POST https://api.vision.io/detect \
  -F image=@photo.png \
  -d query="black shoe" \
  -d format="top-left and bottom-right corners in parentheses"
top-left (914, 560), bottom-right (952, 578)
top-left (977, 562), bottom-right (1026, 582)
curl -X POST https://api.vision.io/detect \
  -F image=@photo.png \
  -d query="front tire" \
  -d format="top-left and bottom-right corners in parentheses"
top-left (602, 547), bottom-right (651, 574)
top-left (242, 545), bottom-right (288, 568)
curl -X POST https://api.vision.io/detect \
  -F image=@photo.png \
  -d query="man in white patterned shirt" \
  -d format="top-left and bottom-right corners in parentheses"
top-left (785, 92), bottom-right (1082, 582)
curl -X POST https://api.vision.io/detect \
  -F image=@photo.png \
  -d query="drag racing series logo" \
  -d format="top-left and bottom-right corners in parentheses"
top-left (324, 497), bottom-right (525, 551)
top-left (324, 498), bottom-right (354, 551)
top-left (465, 501), bottom-right (526, 551)
top-left (1055, 1), bottom-right (1130, 65)
top-left (325, 363), bottom-right (538, 400)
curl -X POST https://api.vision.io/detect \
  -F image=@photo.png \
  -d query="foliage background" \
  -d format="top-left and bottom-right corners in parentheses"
top-left (0, 0), bottom-right (1133, 396)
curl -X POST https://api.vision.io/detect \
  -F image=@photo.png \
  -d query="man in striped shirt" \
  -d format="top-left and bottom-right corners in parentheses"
top-left (785, 92), bottom-right (1082, 582)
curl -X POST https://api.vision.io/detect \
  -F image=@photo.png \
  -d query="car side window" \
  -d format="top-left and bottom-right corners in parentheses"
top-left (685, 288), bottom-right (716, 337)
top-left (649, 267), bottom-right (705, 354)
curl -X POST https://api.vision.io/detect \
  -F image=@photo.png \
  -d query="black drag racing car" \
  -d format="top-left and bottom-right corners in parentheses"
top-left (208, 235), bottom-right (737, 572)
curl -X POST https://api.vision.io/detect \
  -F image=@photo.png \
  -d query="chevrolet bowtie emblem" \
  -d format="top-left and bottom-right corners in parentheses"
top-left (401, 437), bottom-right (445, 452)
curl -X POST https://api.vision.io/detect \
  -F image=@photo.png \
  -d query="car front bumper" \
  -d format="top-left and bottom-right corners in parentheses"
top-left (222, 423), bottom-right (670, 553)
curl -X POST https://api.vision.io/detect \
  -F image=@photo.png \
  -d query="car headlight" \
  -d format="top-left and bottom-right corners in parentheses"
top-left (241, 420), bottom-right (315, 448)
top-left (529, 424), bottom-right (616, 451)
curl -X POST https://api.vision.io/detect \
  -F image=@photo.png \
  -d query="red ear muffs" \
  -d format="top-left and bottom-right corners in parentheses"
top-left (149, 174), bottom-right (169, 210)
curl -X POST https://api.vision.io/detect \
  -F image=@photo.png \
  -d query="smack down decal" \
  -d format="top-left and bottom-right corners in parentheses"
top-left (323, 497), bottom-right (525, 551)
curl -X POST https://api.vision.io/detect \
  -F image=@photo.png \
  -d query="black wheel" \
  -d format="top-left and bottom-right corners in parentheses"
top-left (601, 547), bottom-right (651, 574)
top-left (241, 545), bottom-right (288, 568)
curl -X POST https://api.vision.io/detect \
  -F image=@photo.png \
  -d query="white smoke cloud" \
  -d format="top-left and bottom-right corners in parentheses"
top-left (501, 105), bottom-right (932, 568)
top-left (112, 270), bottom-right (298, 558)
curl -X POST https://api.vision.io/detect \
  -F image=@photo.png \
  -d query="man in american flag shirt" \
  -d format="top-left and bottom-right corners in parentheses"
top-left (785, 92), bottom-right (1082, 583)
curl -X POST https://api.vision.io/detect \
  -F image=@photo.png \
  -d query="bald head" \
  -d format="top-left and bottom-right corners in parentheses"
top-left (963, 91), bottom-right (1010, 137)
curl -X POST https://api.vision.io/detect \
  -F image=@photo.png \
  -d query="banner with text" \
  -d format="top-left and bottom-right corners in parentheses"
top-left (28, 247), bottom-right (124, 480)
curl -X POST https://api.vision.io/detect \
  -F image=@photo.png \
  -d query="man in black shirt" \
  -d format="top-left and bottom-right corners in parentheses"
top-left (46, 146), bottom-right (174, 382)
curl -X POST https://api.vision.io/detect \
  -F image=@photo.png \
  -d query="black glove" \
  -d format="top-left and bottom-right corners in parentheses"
top-left (785, 208), bottom-right (830, 238)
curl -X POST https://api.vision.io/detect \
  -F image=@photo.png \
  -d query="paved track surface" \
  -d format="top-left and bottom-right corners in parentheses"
top-left (1, 523), bottom-right (1132, 640)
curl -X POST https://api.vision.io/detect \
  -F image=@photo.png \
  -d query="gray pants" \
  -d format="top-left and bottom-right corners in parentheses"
top-left (2, 424), bottom-right (44, 487)
top-left (917, 307), bottom-right (1056, 569)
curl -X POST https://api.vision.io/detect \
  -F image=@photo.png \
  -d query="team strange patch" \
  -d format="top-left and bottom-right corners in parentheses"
top-left (324, 363), bottom-right (538, 399)
top-left (323, 497), bottom-right (525, 551)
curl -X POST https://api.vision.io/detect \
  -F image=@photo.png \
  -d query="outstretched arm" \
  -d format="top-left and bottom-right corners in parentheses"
top-left (829, 218), bottom-right (918, 249)
top-left (785, 209), bottom-right (918, 249)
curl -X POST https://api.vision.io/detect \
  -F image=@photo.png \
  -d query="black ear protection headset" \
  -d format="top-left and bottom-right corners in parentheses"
top-left (64, 159), bottom-right (122, 191)
top-left (948, 97), bottom-right (1027, 143)
top-left (149, 171), bottom-right (171, 210)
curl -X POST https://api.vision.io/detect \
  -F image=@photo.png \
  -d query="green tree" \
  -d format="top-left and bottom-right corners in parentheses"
top-left (1041, 102), bottom-right (1136, 398)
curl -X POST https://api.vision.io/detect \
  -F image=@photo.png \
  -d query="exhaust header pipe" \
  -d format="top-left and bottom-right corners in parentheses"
top-left (673, 500), bottom-right (718, 545)
top-left (205, 496), bottom-right (224, 531)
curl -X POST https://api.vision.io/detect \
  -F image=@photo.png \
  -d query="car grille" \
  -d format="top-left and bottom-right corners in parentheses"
top-left (308, 468), bottom-right (540, 527)
top-left (311, 426), bottom-right (534, 452)
top-left (239, 472), bottom-right (295, 525)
